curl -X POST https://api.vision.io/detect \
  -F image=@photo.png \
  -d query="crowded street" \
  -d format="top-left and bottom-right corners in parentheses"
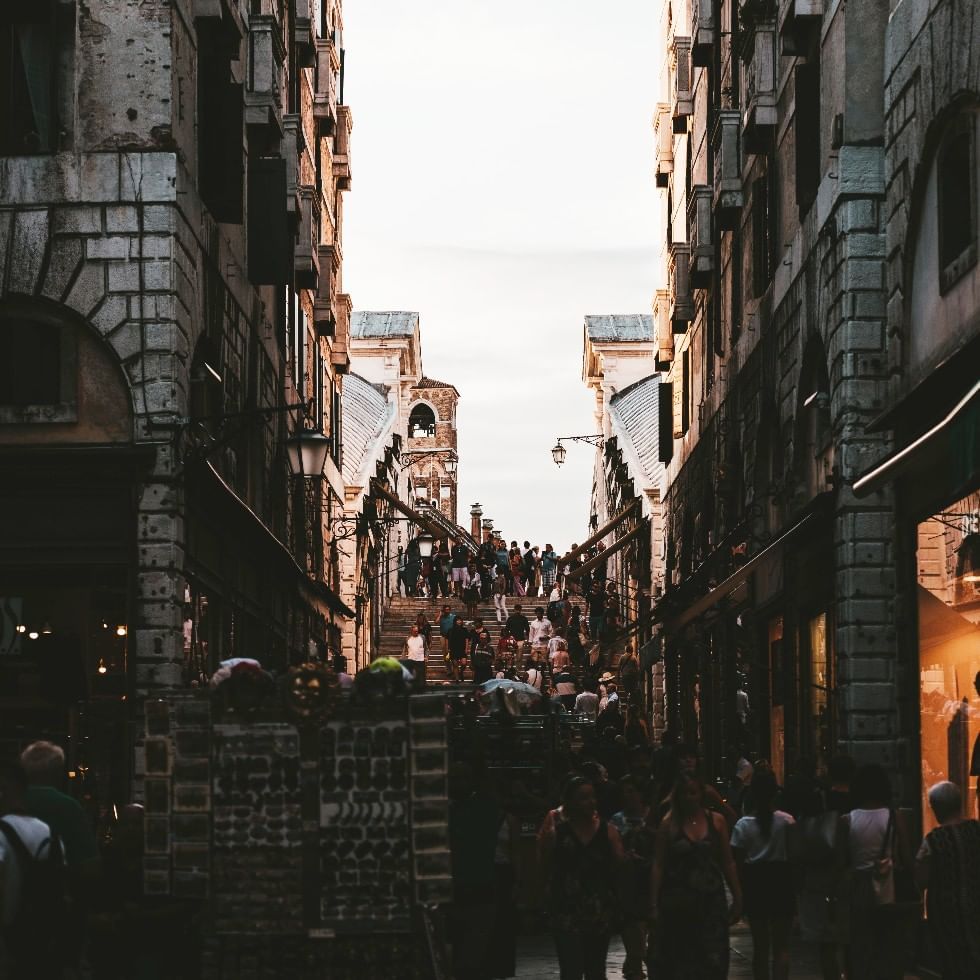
top-left (2, 0), bottom-right (980, 978)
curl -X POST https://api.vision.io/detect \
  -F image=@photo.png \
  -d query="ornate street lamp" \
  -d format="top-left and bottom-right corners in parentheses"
top-left (551, 434), bottom-right (605, 467)
top-left (416, 532), bottom-right (435, 559)
top-left (285, 425), bottom-right (332, 478)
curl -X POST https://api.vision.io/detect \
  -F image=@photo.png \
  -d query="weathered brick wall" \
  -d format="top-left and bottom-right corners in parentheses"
top-left (144, 691), bottom-right (450, 977)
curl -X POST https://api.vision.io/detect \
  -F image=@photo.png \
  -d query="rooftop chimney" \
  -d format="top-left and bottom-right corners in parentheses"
top-left (470, 502), bottom-right (483, 540)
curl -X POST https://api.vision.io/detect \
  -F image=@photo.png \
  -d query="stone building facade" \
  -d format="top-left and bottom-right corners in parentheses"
top-left (406, 377), bottom-right (460, 527)
top-left (652, 0), bottom-right (934, 791)
top-left (0, 0), bottom-right (354, 809)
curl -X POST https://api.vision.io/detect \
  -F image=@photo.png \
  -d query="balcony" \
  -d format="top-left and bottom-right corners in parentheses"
top-left (244, 16), bottom-right (285, 137)
top-left (294, 0), bottom-right (315, 67)
top-left (654, 103), bottom-right (673, 188)
top-left (654, 288), bottom-right (673, 365)
top-left (191, 0), bottom-right (244, 49)
top-left (779, 0), bottom-right (824, 56)
top-left (668, 243), bottom-right (693, 330)
top-left (294, 186), bottom-right (320, 289)
top-left (313, 244), bottom-right (340, 337)
top-left (691, 0), bottom-right (716, 67)
top-left (712, 110), bottom-right (744, 228)
top-left (332, 293), bottom-right (352, 375)
top-left (313, 38), bottom-right (340, 137)
top-left (672, 37), bottom-right (693, 133)
top-left (687, 185), bottom-right (714, 288)
top-left (333, 104), bottom-right (352, 191)
top-left (742, 19), bottom-right (778, 153)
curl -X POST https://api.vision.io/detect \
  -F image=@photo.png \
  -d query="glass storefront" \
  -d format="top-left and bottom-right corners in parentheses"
top-left (917, 491), bottom-right (980, 831)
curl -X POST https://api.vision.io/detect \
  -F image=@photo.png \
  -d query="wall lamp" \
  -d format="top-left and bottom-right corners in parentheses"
top-left (403, 448), bottom-right (458, 475)
top-left (551, 434), bottom-right (605, 467)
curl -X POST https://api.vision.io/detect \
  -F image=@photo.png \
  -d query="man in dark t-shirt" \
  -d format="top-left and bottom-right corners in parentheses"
top-left (505, 605), bottom-right (530, 661)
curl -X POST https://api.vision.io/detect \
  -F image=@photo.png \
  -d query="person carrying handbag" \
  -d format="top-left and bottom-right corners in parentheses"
top-left (841, 764), bottom-right (918, 980)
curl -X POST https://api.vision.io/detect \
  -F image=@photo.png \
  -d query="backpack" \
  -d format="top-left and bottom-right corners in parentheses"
top-left (0, 818), bottom-right (72, 969)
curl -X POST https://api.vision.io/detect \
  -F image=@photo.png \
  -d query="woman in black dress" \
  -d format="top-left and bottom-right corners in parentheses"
top-left (650, 772), bottom-right (742, 979)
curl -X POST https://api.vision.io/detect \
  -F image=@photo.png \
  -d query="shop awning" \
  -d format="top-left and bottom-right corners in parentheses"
top-left (561, 500), bottom-right (640, 565)
top-left (369, 480), bottom-right (444, 538)
top-left (566, 520), bottom-right (649, 582)
top-left (201, 462), bottom-right (355, 618)
top-left (853, 380), bottom-right (980, 498)
top-left (662, 513), bottom-right (817, 635)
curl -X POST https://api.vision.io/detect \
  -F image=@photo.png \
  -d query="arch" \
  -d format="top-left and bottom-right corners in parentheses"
top-left (901, 95), bottom-right (980, 384)
top-left (408, 401), bottom-right (437, 439)
top-left (0, 295), bottom-right (134, 442)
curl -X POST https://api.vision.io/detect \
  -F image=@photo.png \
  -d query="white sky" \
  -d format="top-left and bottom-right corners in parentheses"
top-left (342, 0), bottom-right (659, 551)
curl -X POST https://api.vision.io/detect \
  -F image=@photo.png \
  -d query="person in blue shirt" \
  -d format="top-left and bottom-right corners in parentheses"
top-left (438, 604), bottom-right (457, 661)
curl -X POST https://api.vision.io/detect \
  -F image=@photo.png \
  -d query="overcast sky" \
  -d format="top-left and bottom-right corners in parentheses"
top-left (342, 0), bottom-right (659, 551)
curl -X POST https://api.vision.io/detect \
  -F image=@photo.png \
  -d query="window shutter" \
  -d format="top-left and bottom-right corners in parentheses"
top-left (658, 382), bottom-right (675, 463)
top-left (200, 82), bottom-right (244, 223)
top-left (794, 63), bottom-right (820, 218)
top-left (247, 156), bottom-right (289, 286)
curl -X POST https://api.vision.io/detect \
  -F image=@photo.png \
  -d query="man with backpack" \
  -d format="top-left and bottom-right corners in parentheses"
top-left (0, 760), bottom-right (69, 980)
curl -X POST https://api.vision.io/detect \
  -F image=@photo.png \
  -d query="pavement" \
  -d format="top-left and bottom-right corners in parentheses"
top-left (513, 922), bottom-right (824, 979)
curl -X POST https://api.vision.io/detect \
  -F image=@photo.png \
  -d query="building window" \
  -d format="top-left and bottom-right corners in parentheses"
top-left (0, 2), bottom-right (60, 154)
top-left (794, 59), bottom-right (821, 218)
top-left (0, 309), bottom-right (76, 422)
top-left (752, 173), bottom-right (775, 297)
top-left (937, 115), bottom-right (977, 294)
top-left (408, 404), bottom-right (436, 438)
top-left (439, 484), bottom-right (451, 500)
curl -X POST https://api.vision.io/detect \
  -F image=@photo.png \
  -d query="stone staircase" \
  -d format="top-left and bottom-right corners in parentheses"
top-left (376, 589), bottom-right (624, 685)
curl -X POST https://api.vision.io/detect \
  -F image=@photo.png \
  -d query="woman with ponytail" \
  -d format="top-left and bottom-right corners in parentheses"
top-left (730, 767), bottom-right (797, 980)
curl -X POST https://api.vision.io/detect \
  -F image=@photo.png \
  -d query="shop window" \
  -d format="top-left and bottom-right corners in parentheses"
top-left (0, 310), bottom-right (77, 422)
top-left (409, 404), bottom-right (436, 439)
top-left (937, 115), bottom-right (977, 294)
top-left (917, 494), bottom-right (980, 832)
top-left (0, 2), bottom-right (61, 154)
top-left (805, 612), bottom-right (833, 774)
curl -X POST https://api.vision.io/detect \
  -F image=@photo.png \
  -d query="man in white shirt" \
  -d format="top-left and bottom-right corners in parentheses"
top-left (547, 634), bottom-right (569, 670)
top-left (527, 607), bottom-right (552, 656)
top-left (403, 625), bottom-right (427, 686)
top-left (575, 684), bottom-right (600, 721)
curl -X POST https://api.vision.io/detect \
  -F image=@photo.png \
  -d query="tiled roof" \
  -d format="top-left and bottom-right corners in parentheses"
top-left (413, 376), bottom-right (459, 393)
top-left (609, 373), bottom-right (665, 489)
top-left (585, 314), bottom-right (654, 342)
top-left (350, 311), bottom-right (419, 339)
top-left (341, 373), bottom-right (394, 484)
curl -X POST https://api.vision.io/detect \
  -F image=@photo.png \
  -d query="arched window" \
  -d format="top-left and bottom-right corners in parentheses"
top-left (408, 403), bottom-right (436, 438)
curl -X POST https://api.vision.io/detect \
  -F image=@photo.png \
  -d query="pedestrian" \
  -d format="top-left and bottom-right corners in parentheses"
top-left (575, 681), bottom-right (600, 722)
top-left (490, 781), bottom-right (522, 979)
top-left (402, 624), bottom-right (427, 686)
top-left (649, 771), bottom-right (742, 980)
top-left (465, 563), bottom-right (482, 617)
top-left (840, 763), bottom-right (916, 980)
top-left (730, 768), bottom-right (796, 980)
top-left (495, 539), bottom-right (511, 592)
top-left (509, 544), bottom-right (526, 597)
top-left (553, 665), bottom-right (578, 711)
top-left (497, 627), bottom-right (518, 669)
top-left (567, 606), bottom-right (585, 665)
top-left (526, 658), bottom-right (545, 691)
top-left (0, 760), bottom-right (68, 980)
top-left (448, 617), bottom-right (471, 683)
top-left (623, 705), bottom-right (649, 748)
top-left (587, 582), bottom-right (606, 640)
top-left (505, 605), bottom-right (530, 662)
top-left (492, 569), bottom-right (509, 624)
top-left (618, 644), bottom-right (641, 707)
top-left (471, 631), bottom-right (496, 686)
top-left (528, 607), bottom-right (553, 659)
top-left (542, 543), bottom-right (559, 595)
top-left (611, 775), bottom-right (656, 980)
top-left (597, 693), bottom-right (625, 737)
top-left (451, 539), bottom-right (471, 597)
top-left (449, 764), bottom-right (500, 980)
top-left (548, 631), bottom-right (570, 670)
top-left (421, 551), bottom-right (436, 598)
top-left (538, 776), bottom-right (625, 980)
top-left (439, 604), bottom-right (457, 661)
top-left (436, 538), bottom-right (452, 596)
top-left (414, 611), bottom-right (433, 649)
top-left (914, 780), bottom-right (980, 980)
top-left (403, 541), bottom-right (421, 597)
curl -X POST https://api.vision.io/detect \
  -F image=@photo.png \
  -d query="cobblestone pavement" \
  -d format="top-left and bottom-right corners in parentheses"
top-left (513, 923), bottom-right (824, 979)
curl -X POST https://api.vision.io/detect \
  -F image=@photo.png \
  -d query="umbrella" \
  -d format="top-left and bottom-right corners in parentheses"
top-left (479, 678), bottom-right (542, 707)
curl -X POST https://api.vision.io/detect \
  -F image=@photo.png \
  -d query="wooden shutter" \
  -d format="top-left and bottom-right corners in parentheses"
top-left (247, 156), bottom-right (289, 285)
